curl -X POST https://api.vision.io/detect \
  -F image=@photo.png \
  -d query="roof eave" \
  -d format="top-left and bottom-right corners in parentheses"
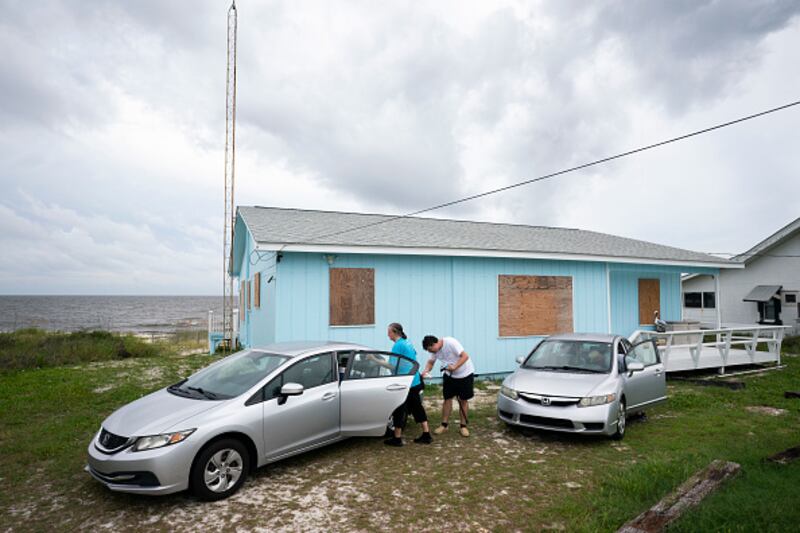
top-left (255, 242), bottom-right (743, 270)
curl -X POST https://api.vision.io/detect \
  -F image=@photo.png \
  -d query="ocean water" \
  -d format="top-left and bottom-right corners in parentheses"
top-left (0, 295), bottom-right (225, 333)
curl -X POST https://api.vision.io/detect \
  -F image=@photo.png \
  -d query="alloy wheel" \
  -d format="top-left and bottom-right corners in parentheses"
top-left (204, 448), bottom-right (244, 493)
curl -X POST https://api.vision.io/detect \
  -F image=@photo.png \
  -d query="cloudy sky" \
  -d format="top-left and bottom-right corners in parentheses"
top-left (2, 0), bottom-right (799, 295)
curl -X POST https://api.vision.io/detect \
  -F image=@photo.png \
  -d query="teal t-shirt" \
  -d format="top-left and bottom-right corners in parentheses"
top-left (392, 337), bottom-right (421, 387)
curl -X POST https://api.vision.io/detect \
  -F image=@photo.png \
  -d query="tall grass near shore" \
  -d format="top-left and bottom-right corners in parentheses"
top-left (0, 328), bottom-right (163, 371)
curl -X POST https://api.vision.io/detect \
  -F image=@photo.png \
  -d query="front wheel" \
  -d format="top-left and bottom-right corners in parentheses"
top-left (190, 438), bottom-right (250, 501)
top-left (612, 400), bottom-right (626, 440)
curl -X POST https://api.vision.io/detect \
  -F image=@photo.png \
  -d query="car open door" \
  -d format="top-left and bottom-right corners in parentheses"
top-left (339, 350), bottom-right (418, 437)
top-left (624, 339), bottom-right (666, 410)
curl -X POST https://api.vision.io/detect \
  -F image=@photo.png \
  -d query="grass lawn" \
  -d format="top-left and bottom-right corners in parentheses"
top-left (1, 348), bottom-right (799, 531)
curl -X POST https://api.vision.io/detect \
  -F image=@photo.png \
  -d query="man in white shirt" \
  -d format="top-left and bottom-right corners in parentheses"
top-left (421, 335), bottom-right (475, 437)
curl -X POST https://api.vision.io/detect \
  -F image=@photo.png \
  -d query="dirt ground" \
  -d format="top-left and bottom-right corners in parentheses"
top-left (2, 387), bottom-right (625, 532)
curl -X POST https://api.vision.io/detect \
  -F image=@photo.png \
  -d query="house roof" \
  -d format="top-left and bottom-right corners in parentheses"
top-left (237, 206), bottom-right (741, 269)
top-left (733, 217), bottom-right (800, 264)
top-left (743, 285), bottom-right (782, 302)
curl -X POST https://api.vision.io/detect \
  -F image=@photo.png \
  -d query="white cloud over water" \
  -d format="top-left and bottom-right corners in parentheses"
top-left (1, 0), bottom-right (800, 294)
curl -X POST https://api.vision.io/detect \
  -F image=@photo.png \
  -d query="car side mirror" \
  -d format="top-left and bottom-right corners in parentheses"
top-left (627, 361), bottom-right (645, 373)
top-left (515, 356), bottom-right (524, 365)
top-left (278, 382), bottom-right (304, 405)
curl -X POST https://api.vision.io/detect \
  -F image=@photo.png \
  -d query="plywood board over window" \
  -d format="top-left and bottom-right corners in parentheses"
top-left (638, 279), bottom-right (660, 325)
top-left (254, 272), bottom-right (261, 309)
top-left (247, 280), bottom-right (251, 310)
top-left (330, 268), bottom-right (375, 326)
top-left (499, 275), bottom-right (573, 337)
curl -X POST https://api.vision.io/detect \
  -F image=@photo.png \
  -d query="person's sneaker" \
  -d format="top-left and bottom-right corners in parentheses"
top-left (433, 424), bottom-right (449, 435)
top-left (383, 437), bottom-right (403, 447)
top-left (413, 432), bottom-right (433, 444)
top-left (460, 425), bottom-right (470, 437)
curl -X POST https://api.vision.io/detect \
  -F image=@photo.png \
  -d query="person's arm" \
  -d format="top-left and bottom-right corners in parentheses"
top-left (421, 357), bottom-right (436, 378)
top-left (446, 351), bottom-right (470, 372)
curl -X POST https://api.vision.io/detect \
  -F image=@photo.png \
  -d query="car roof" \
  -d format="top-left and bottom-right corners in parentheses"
top-left (545, 333), bottom-right (620, 344)
top-left (250, 341), bottom-right (373, 358)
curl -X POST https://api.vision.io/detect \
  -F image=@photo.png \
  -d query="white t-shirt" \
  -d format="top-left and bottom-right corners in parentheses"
top-left (429, 337), bottom-right (474, 379)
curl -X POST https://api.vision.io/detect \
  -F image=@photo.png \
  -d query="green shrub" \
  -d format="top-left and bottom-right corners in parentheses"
top-left (0, 329), bottom-right (164, 371)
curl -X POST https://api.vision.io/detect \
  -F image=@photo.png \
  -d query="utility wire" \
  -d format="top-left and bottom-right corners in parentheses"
top-left (288, 99), bottom-right (800, 245)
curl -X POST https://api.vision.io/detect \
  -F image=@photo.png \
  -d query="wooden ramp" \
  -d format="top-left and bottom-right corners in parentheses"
top-left (630, 325), bottom-right (788, 374)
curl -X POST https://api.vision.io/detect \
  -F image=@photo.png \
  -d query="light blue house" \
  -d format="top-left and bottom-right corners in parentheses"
top-left (230, 206), bottom-right (739, 376)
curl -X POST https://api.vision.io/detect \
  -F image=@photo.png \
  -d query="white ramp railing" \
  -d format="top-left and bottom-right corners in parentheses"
top-left (629, 325), bottom-right (789, 373)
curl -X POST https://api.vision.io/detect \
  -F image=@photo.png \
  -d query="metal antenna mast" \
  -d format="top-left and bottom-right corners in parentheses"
top-left (222, 0), bottom-right (237, 346)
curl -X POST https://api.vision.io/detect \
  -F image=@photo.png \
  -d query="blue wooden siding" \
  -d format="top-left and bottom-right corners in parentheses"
top-left (608, 264), bottom-right (717, 336)
top-left (234, 223), bottom-right (278, 348)
top-left (236, 226), bottom-right (719, 375)
top-left (268, 252), bottom-right (612, 375)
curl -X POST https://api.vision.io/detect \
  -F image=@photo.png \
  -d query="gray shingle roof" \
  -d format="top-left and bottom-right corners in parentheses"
top-left (238, 206), bottom-right (738, 267)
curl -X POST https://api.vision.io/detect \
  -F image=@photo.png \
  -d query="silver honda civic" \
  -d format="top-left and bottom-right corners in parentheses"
top-left (497, 333), bottom-right (666, 439)
top-left (86, 342), bottom-right (418, 500)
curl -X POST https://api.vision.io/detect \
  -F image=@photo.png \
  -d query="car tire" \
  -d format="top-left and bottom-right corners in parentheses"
top-left (612, 399), bottom-right (626, 440)
top-left (190, 438), bottom-right (250, 501)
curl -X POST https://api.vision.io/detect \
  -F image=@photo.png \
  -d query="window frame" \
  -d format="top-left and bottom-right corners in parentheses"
top-left (246, 352), bottom-right (337, 405)
top-left (626, 339), bottom-right (661, 367)
top-left (339, 350), bottom-right (419, 381)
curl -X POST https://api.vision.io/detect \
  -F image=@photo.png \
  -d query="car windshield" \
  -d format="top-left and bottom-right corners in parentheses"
top-left (169, 350), bottom-right (288, 400)
top-left (523, 340), bottom-right (613, 373)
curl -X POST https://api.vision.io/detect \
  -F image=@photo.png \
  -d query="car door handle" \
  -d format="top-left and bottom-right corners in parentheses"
top-left (386, 384), bottom-right (407, 392)
top-left (321, 392), bottom-right (338, 401)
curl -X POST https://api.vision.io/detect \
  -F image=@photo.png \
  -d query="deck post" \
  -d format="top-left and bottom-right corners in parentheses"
top-left (714, 274), bottom-right (722, 329)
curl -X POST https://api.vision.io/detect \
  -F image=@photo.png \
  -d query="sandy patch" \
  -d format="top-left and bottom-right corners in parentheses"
top-left (745, 406), bottom-right (788, 416)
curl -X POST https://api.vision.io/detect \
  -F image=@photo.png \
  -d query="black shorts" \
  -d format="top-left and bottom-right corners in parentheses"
top-left (442, 373), bottom-right (474, 401)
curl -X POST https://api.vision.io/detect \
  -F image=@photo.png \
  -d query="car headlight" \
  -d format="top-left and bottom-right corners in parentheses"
top-left (500, 385), bottom-right (519, 400)
top-left (132, 429), bottom-right (196, 452)
top-left (579, 394), bottom-right (616, 407)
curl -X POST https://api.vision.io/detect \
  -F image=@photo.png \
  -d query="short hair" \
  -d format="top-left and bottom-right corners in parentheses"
top-left (422, 335), bottom-right (439, 350)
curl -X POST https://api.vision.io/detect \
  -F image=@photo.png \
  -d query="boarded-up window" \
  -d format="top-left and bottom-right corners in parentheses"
top-left (240, 281), bottom-right (245, 321)
top-left (638, 279), bottom-right (660, 325)
top-left (254, 273), bottom-right (261, 309)
top-left (247, 280), bottom-right (251, 310)
top-left (330, 268), bottom-right (375, 326)
top-left (499, 275), bottom-right (573, 337)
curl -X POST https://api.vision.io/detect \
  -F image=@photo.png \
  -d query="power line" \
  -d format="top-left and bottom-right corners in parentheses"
top-left (290, 99), bottom-right (800, 245)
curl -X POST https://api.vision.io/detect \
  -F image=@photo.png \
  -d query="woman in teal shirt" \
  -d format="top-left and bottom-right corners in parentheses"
top-left (384, 323), bottom-right (432, 446)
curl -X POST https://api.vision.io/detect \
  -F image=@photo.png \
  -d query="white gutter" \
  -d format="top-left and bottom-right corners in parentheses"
top-left (255, 242), bottom-right (743, 270)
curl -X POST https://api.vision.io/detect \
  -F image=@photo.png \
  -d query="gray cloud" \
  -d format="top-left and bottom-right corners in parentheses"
top-left (1, 0), bottom-right (799, 293)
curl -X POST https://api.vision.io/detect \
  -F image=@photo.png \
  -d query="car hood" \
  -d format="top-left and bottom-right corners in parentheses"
top-left (101, 388), bottom-right (226, 437)
top-left (506, 368), bottom-right (614, 397)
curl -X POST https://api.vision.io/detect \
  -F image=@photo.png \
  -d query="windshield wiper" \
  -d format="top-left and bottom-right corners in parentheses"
top-left (531, 365), bottom-right (606, 373)
top-left (186, 386), bottom-right (219, 399)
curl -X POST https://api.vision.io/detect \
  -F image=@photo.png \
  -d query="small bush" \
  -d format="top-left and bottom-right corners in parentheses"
top-left (0, 329), bottom-right (163, 371)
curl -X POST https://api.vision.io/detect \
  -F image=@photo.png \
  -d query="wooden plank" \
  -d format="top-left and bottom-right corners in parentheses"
top-left (767, 445), bottom-right (800, 464)
top-left (638, 279), bottom-right (660, 325)
top-left (617, 460), bottom-right (740, 533)
top-left (254, 272), bottom-right (261, 309)
top-left (498, 275), bottom-right (573, 337)
top-left (330, 268), bottom-right (375, 326)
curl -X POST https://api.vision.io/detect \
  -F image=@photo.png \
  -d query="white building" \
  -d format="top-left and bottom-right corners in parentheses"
top-left (682, 217), bottom-right (800, 334)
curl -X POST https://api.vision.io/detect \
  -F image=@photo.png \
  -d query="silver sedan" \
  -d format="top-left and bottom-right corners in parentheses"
top-left (86, 342), bottom-right (418, 500)
top-left (497, 333), bottom-right (666, 439)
